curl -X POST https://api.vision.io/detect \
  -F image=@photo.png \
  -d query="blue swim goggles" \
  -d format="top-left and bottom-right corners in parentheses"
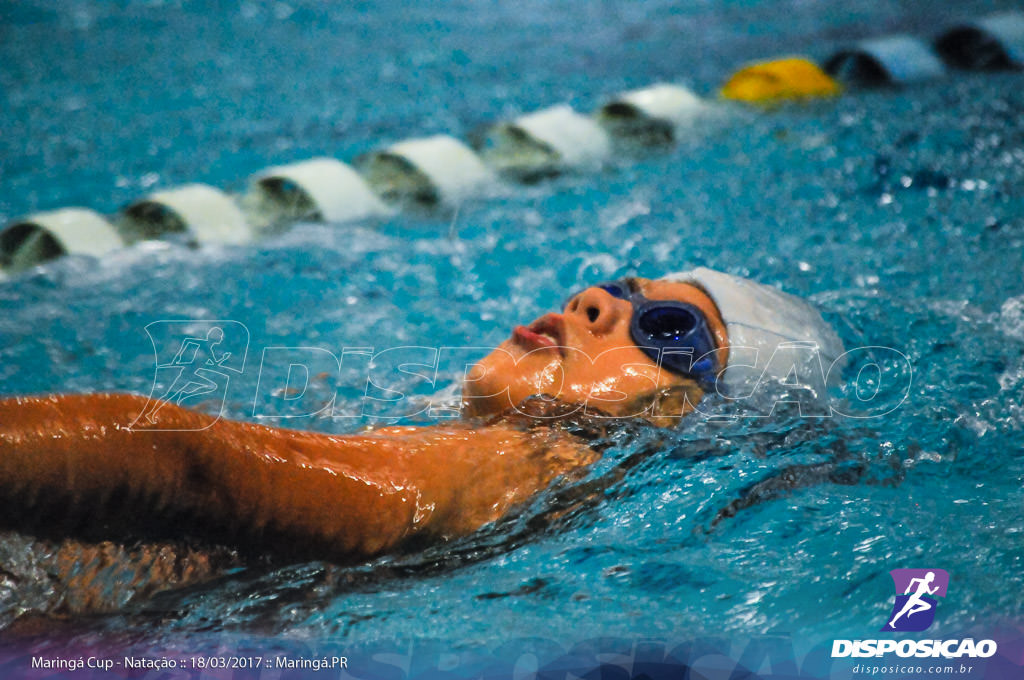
top-left (566, 278), bottom-right (719, 385)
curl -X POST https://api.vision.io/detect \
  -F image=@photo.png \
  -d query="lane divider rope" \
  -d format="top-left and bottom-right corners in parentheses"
top-left (1, 10), bottom-right (1021, 277)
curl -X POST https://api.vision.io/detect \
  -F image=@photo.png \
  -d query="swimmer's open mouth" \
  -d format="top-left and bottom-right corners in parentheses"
top-left (513, 314), bottom-right (565, 355)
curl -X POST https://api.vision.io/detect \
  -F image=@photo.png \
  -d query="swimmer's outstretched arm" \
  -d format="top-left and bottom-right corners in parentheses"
top-left (0, 394), bottom-right (596, 562)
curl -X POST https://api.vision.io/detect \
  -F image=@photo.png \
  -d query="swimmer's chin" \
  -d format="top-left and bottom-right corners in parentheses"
top-left (460, 341), bottom-right (561, 416)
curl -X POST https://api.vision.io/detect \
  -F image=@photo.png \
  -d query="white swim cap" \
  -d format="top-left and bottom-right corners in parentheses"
top-left (661, 267), bottom-right (846, 395)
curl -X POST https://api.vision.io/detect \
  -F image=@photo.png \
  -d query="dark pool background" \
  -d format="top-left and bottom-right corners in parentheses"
top-left (1, 0), bottom-right (1023, 656)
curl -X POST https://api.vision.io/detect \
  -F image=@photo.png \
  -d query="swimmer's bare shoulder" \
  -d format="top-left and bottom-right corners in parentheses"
top-left (0, 394), bottom-right (597, 562)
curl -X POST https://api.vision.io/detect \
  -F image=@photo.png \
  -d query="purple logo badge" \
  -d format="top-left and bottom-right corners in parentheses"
top-left (881, 569), bottom-right (950, 632)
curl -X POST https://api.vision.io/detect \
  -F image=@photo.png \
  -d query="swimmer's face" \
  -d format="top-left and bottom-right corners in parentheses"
top-left (464, 278), bottom-right (729, 417)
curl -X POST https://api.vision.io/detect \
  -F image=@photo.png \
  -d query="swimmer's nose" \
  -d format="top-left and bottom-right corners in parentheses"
top-left (564, 286), bottom-right (623, 335)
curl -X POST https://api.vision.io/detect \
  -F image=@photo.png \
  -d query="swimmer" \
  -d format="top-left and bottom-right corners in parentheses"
top-left (0, 268), bottom-right (845, 567)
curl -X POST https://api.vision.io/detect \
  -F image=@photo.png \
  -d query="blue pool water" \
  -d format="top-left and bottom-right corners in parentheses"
top-left (1, 0), bottom-right (1023, 654)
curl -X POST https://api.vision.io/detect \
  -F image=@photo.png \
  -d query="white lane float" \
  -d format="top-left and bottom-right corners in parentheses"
top-left (476, 104), bottom-right (612, 181)
top-left (824, 34), bottom-right (947, 86)
top-left (936, 11), bottom-right (1024, 70)
top-left (247, 157), bottom-right (392, 228)
top-left (119, 183), bottom-right (251, 246)
top-left (597, 83), bottom-right (705, 147)
top-left (356, 135), bottom-right (496, 208)
top-left (0, 208), bottom-right (124, 273)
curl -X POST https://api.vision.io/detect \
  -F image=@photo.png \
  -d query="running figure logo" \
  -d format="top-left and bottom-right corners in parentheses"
top-left (132, 320), bottom-right (249, 431)
top-left (881, 568), bottom-right (950, 632)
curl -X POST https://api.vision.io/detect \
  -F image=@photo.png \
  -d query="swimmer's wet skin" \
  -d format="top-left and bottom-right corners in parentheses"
top-left (0, 393), bottom-right (598, 562)
top-left (0, 269), bottom-right (844, 619)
